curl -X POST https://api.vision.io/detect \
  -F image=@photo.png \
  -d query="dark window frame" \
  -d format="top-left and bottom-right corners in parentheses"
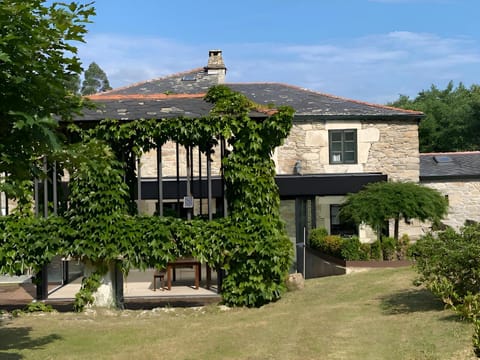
top-left (328, 129), bottom-right (357, 164)
top-left (330, 204), bottom-right (358, 236)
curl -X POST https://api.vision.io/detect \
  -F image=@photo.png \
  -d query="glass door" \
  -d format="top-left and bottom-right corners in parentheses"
top-left (295, 197), bottom-right (316, 276)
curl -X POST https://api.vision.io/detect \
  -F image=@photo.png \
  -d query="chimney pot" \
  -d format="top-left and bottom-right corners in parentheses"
top-left (206, 49), bottom-right (227, 83)
top-left (208, 50), bottom-right (225, 69)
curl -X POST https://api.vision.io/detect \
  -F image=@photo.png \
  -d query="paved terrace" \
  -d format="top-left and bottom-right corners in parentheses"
top-left (0, 267), bottom-right (220, 311)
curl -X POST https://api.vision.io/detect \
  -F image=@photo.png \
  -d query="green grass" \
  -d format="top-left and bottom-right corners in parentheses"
top-left (0, 268), bottom-right (476, 359)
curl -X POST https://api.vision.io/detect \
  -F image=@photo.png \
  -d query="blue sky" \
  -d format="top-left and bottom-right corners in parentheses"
top-left (76, 0), bottom-right (480, 103)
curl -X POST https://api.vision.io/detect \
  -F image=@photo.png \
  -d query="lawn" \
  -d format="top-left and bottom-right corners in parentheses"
top-left (0, 267), bottom-right (476, 360)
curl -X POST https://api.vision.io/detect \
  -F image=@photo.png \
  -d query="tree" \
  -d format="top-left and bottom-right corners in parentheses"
top-left (340, 181), bottom-right (448, 241)
top-left (81, 62), bottom-right (112, 95)
top-left (389, 82), bottom-right (480, 153)
top-left (65, 73), bottom-right (81, 95)
top-left (64, 139), bottom-right (130, 308)
top-left (0, 0), bottom-right (94, 183)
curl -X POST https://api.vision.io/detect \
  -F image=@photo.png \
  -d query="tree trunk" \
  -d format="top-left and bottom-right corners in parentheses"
top-left (84, 261), bottom-right (117, 308)
top-left (394, 217), bottom-right (399, 242)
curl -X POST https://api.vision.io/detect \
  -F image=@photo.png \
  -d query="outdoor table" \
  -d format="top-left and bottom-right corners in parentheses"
top-left (166, 258), bottom-right (201, 290)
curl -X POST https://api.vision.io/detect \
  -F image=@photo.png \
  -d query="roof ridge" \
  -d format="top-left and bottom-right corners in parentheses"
top-left (93, 67), bottom-right (206, 96)
top-left (86, 93), bottom-right (206, 100)
top-left (227, 82), bottom-right (424, 115)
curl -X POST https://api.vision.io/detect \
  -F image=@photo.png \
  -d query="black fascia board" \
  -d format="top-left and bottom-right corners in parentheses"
top-left (140, 177), bottom-right (224, 200)
top-left (420, 174), bottom-right (480, 181)
top-left (275, 173), bottom-right (387, 197)
top-left (139, 173), bottom-right (387, 200)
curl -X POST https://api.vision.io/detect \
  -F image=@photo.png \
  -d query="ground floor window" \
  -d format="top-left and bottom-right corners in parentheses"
top-left (330, 204), bottom-right (357, 236)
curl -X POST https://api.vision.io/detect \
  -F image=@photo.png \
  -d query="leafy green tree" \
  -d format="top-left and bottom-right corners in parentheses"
top-left (0, 0), bottom-right (94, 184)
top-left (65, 73), bottom-right (81, 94)
top-left (81, 62), bottom-right (112, 95)
top-left (340, 181), bottom-right (448, 241)
top-left (389, 82), bottom-right (480, 152)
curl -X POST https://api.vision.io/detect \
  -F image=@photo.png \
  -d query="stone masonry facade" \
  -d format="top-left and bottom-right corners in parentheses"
top-left (274, 118), bottom-right (419, 181)
top-left (140, 141), bottom-right (222, 178)
top-left (139, 118), bottom-right (419, 183)
top-left (422, 179), bottom-right (480, 230)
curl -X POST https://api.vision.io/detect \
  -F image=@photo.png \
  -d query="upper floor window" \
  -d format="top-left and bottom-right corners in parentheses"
top-left (329, 129), bottom-right (357, 164)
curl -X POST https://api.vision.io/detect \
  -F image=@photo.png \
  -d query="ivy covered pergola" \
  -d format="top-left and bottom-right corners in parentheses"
top-left (0, 86), bottom-right (295, 309)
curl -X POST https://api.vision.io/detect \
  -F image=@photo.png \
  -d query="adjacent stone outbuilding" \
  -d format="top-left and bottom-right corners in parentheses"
top-left (420, 152), bottom-right (480, 230)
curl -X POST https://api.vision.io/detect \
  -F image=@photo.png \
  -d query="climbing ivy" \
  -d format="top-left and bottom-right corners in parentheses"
top-left (0, 215), bottom-right (65, 275)
top-left (0, 86), bottom-right (294, 308)
top-left (62, 139), bottom-right (130, 263)
top-left (73, 270), bottom-right (102, 312)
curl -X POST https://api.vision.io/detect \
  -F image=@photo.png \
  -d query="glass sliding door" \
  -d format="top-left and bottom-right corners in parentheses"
top-left (295, 197), bottom-right (316, 276)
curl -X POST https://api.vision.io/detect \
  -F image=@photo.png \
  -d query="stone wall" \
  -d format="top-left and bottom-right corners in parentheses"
top-left (140, 140), bottom-right (222, 178)
top-left (422, 179), bottom-right (480, 230)
top-left (137, 118), bottom-right (420, 244)
top-left (363, 121), bottom-right (419, 182)
top-left (275, 119), bottom-right (419, 182)
top-left (140, 118), bottom-right (419, 182)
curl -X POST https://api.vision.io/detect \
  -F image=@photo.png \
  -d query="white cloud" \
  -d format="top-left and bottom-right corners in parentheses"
top-left (78, 34), bottom-right (205, 87)
top-left (77, 31), bottom-right (480, 104)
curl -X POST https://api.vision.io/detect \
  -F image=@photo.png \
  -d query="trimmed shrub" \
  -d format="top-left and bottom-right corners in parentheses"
top-left (310, 229), bottom-right (371, 261)
top-left (381, 237), bottom-right (397, 261)
top-left (308, 228), bottom-right (343, 258)
top-left (321, 235), bottom-right (343, 257)
top-left (396, 233), bottom-right (410, 260)
top-left (370, 241), bottom-right (383, 260)
top-left (410, 224), bottom-right (480, 356)
top-left (309, 227), bottom-right (328, 250)
top-left (359, 242), bottom-right (371, 261)
top-left (410, 224), bottom-right (480, 302)
top-left (340, 236), bottom-right (363, 261)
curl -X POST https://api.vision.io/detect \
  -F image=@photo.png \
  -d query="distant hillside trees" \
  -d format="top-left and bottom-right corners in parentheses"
top-left (81, 62), bottom-right (112, 95)
top-left (389, 82), bottom-right (480, 153)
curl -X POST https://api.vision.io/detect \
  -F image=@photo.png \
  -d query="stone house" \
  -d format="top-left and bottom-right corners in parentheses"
top-left (420, 152), bottom-right (480, 229)
top-left (74, 50), bottom-right (424, 273)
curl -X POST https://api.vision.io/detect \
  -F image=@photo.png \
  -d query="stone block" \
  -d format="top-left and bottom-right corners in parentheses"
top-left (359, 127), bottom-right (380, 142)
top-left (286, 272), bottom-right (305, 291)
top-left (305, 130), bottom-right (326, 147)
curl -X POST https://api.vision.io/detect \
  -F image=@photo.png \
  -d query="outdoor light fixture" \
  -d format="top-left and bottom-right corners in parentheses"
top-left (294, 160), bottom-right (302, 175)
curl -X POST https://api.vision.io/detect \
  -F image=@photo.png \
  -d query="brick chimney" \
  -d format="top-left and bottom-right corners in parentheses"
top-left (206, 49), bottom-right (227, 83)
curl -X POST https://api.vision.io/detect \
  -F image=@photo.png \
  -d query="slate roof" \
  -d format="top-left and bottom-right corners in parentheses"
top-left (420, 152), bottom-right (480, 180)
top-left (75, 62), bottom-right (422, 122)
top-left (101, 68), bottom-right (218, 96)
top-left (228, 83), bottom-right (422, 118)
top-left (80, 95), bottom-right (214, 121)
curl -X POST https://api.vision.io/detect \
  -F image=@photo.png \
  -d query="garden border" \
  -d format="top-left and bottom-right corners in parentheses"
top-left (309, 247), bottom-right (412, 268)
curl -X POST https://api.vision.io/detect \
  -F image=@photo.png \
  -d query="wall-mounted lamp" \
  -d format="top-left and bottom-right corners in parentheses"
top-left (294, 160), bottom-right (303, 175)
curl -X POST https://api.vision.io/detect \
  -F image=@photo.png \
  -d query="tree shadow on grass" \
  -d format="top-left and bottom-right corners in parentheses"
top-left (0, 325), bottom-right (62, 359)
top-left (380, 288), bottom-right (447, 315)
